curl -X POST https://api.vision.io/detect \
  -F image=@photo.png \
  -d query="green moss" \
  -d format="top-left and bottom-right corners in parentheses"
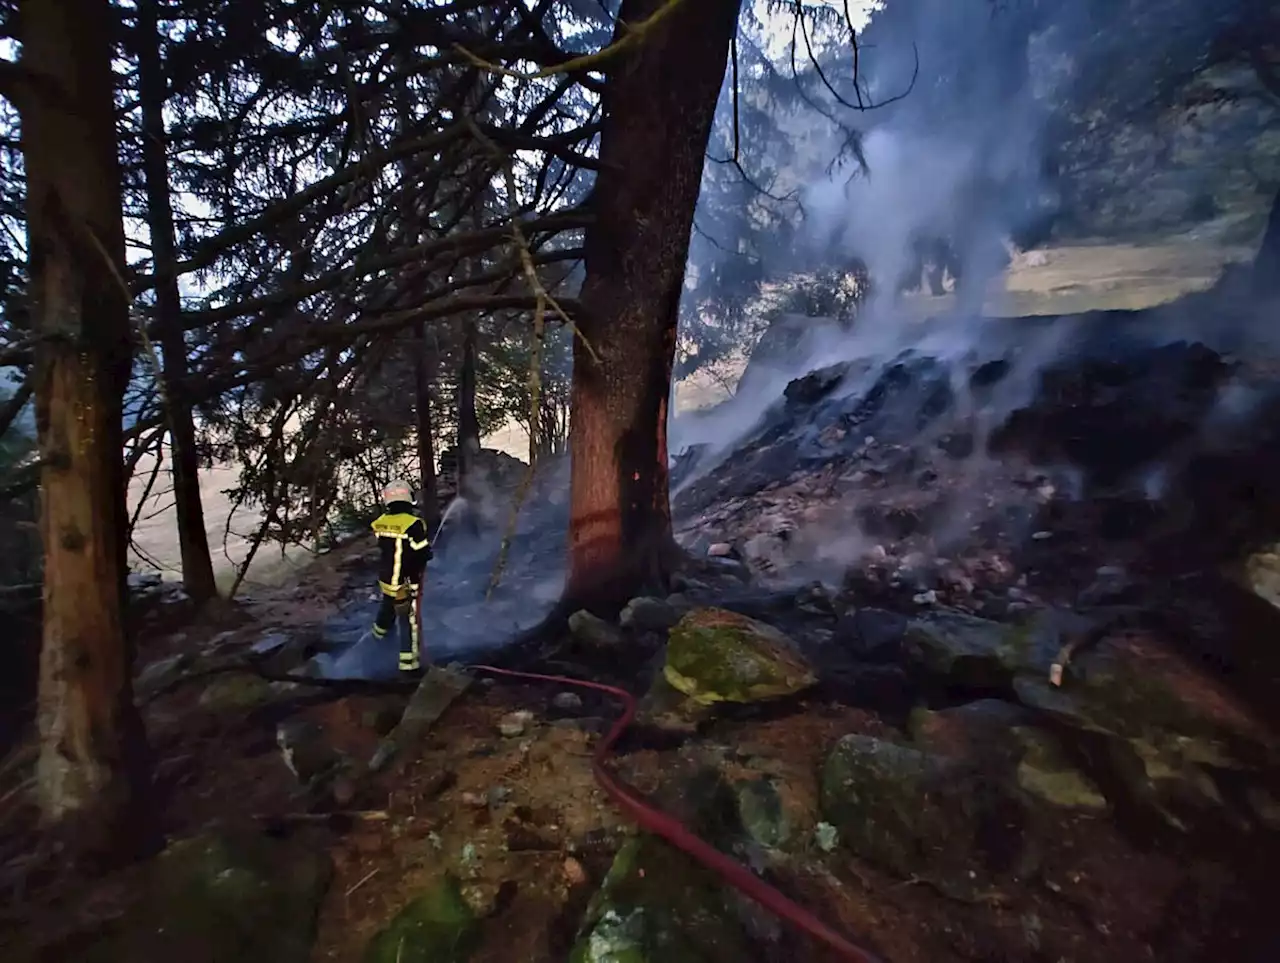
top-left (82, 832), bottom-right (332, 963)
top-left (362, 875), bottom-right (479, 963)
top-left (1013, 728), bottom-right (1108, 812)
top-left (197, 673), bottom-right (276, 711)
top-left (734, 777), bottom-right (792, 849)
top-left (820, 734), bottom-right (1026, 900)
top-left (663, 608), bottom-right (815, 706)
top-left (569, 835), bottom-right (752, 963)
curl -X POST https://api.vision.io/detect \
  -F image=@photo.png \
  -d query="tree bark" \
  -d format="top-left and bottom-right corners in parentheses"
top-left (415, 322), bottom-right (441, 534)
top-left (563, 0), bottom-right (742, 612)
top-left (136, 0), bottom-right (218, 604)
top-left (456, 317), bottom-right (480, 493)
top-left (1254, 188), bottom-right (1280, 299)
top-left (20, 0), bottom-right (157, 863)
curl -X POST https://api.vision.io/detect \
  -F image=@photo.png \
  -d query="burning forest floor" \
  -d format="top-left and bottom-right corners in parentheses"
top-left (5, 289), bottom-right (1280, 963)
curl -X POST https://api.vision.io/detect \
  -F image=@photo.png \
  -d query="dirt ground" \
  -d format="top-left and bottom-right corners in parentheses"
top-left (0, 534), bottom-right (1268, 963)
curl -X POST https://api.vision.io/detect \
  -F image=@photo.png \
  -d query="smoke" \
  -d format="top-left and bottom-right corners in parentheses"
top-left (308, 460), bottom-right (569, 680)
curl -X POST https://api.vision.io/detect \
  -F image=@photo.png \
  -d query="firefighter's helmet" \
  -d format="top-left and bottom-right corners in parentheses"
top-left (381, 478), bottom-right (414, 506)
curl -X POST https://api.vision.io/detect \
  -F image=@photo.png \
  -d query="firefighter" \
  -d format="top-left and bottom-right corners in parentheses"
top-left (370, 478), bottom-right (432, 675)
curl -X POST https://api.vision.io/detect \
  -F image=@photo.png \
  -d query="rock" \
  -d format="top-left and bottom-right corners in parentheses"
top-left (83, 831), bottom-right (332, 963)
top-left (619, 596), bottom-right (684, 633)
top-left (498, 710), bottom-right (534, 738)
top-left (707, 543), bottom-right (734, 558)
top-left (276, 720), bottom-right (344, 788)
top-left (1242, 543), bottom-right (1280, 611)
top-left (633, 671), bottom-right (713, 736)
top-left (552, 692), bottom-right (584, 712)
top-left (197, 672), bottom-right (276, 712)
top-left (362, 875), bottom-right (479, 963)
top-left (1014, 729), bottom-right (1109, 812)
top-left (135, 653), bottom-right (194, 696)
top-left (733, 777), bottom-right (793, 850)
top-left (821, 733), bottom-right (1027, 900)
top-left (908, 700), bottom-right (1107, 813)
top-left (1011, 629), bottom-right (1272, 752)
top-left (563, 856), bottom-right (588, 887)
top-left (903, 610), bottom-right (1273, 830)
top-left (741, 532), bottom-right (788, 572)
top-left (908, 699), bottom-right (1030, 765)
top-left (568, 835), bottom-right (754, 963)
top-left (368, 665), bottom-right (473, 773)
top-left (568, 610), bottom-right (625, 650)
top-left (784, 362), bottom-right (850, 406)
top-left (900, 609), bottom-right (1037, 689)
top-left (833, 607), bottom-right (909, 663)
top-left (663, 608), bottom-right (816, 706)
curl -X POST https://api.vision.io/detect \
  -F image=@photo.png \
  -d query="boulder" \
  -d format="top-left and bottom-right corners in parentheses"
top-left (902, 608), bottom-right (1276, 831)
top-left (633, 670), bottom-right (714, 737)
top-left (568, 610), bottom-right (626, 650)
top-left (820, 733), bottom-right (1028, 900)
top-left (620, 596), bottom-right (686, 633)
top-left (84, 831), bottom-right (331, 963)
top-left (663, 608), bottom-right (816, 706)
top-left (1014, 728), bottom-right (1108, 813)
top-left (833, 607), bottom-right (909, 663)
top-left (908, 699), bottom-right (1030, 765)
top-left (899, 608), bottom-right (1055, 689)
top-left (732, 776), bottom-right (795, 850)
top-left (908, 700), bottom-right (1108, 814)
top-left (362, 875), bottom-right (479, 963)
top-left (569, 835), bottom-right (754, 963)
top-left (197, 672), bottom-right (277, 712)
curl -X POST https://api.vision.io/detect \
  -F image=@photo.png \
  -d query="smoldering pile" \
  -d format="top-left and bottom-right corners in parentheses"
top-left (671, 310), bottom-right (1280, 616)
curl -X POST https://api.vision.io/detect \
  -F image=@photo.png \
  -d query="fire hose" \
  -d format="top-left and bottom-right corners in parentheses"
top-left (467, 663), bottom-right (886, 963)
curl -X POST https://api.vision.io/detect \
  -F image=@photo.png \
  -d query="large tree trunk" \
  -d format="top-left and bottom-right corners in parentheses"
top-left (563, 0), bottom-right (742, 611)
top-left (136, 0), bottom-right (218, 604)
top-left (1255, 189), bottom-right (1280, 299)
top-left (20, 0), bottom-right (156, 862)
top-left (415, 323), bottom-right (441, 535)
top-left (456, 317), bottom-right (480, 492)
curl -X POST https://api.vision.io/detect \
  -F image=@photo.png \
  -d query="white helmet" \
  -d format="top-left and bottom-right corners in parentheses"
top-left (382, 478), bottom-right (414, 506)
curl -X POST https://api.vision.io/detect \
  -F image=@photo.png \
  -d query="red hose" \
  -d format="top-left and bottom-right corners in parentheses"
top-left (471, 664), bottom-right (885, 963)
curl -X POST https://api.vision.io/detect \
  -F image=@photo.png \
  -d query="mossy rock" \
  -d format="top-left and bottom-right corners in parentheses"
top-left (663, 608), bottom-right (815, 706)
top-left (197, 672), bottom-right (277, 711)
top-left (1012, 727), bottom-right (1108, 813)
top-left (908, 699), bottom-right (1030, 766)
top-left (1012, 634), bottom-right (1275, 781)
top-left (362, 875), bottom-right (480, 963)
top-left (902, 609), bottom-right (1098, 690)
top-left (820, 734), bottom-right (1027, 900)
top-left (733, 776), bottom-right (793, 850)
top-left (84, 831), bottom-right (332, 963)
top-left (569, 835), bottom-right (754, 963)
top-left (633, 671), bottom-right (715, 736)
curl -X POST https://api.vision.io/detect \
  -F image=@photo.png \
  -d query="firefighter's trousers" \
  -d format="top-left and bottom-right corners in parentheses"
top-left (371, 582), bottom-right (421, 672)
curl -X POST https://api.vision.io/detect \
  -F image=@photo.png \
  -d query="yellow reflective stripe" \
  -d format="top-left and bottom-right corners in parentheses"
top-left (372, 512), bottom-right (417, 535)
top-left (391, 537), bottom-right (404, 587)
top-left (409, 537), bottom-right (430, 551)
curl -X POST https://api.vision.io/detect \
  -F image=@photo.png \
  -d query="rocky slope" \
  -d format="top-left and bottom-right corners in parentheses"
top-left (9, 288), bottom-right (1280, 963)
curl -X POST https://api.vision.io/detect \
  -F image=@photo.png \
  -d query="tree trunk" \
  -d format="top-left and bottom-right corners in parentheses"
top-left (415, 323), bottom-right (441, 534)
top-left (456, 317), bottom-right (480, 492)
top-left (136, 0), bottom-right (218, 604)
top-left (1255, 189), bottom-right (1280, 299)
top-left (563, 0), bottom-right (742, 612)
top-left (20, 0), bottom-right (156, 863)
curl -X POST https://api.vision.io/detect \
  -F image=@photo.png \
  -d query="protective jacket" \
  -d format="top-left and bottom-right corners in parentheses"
top-left (371, 500), bottom-right (432, 596)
